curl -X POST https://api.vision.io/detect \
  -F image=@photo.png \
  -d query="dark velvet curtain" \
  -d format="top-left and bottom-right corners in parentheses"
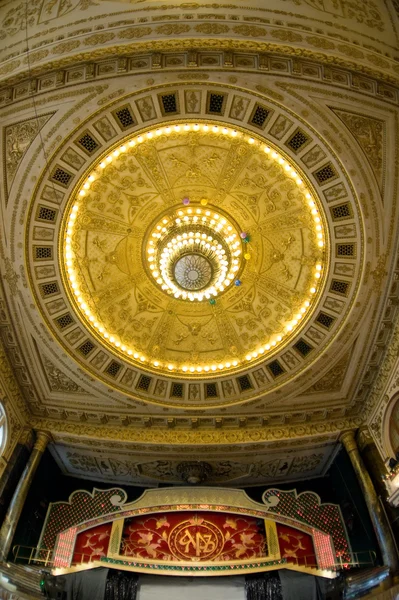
top-left (245, 572), bottom-right (283, 600)
top-left (104, 570), bottom-right (139, 600)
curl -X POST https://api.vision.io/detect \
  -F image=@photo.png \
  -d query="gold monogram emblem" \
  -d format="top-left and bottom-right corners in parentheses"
top-left (169, 517), bottom-right (224, 561)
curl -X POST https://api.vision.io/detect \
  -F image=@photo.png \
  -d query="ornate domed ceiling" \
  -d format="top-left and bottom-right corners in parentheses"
top-left (55, 123), bottom-right (326, 379)
top-left (25, 91), bottom-right (363, 409)
top-left (0, 0), bottom-right (398, 485)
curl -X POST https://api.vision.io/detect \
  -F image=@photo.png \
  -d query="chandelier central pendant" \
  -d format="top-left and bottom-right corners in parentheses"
top-left (146, 205), bottom-right (242, 301)
top-left (174, 254), bottom-right (213, 290)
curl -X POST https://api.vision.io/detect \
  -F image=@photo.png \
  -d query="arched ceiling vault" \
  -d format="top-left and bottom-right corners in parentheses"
top-left (0, 0), bottom-right (399, 485)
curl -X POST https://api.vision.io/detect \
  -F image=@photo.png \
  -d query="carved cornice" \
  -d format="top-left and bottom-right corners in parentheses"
top-left (0, 42), bottom-right (398, 103)
top-left (31, 415), bottom-right (363, 444)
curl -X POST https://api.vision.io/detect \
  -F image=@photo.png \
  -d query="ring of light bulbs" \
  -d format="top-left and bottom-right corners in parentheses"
top-left (63, 122), bottom-right (326, 376)
top-left (147, 207), bottom-right (242, 301)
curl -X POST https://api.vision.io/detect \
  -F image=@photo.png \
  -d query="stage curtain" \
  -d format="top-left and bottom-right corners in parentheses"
top-left (245, 572), bottom-right (283, 600)
top-left (105, 571), bottom-right (139, 600)
top-left (64, 567), bottom-right (109, 600)
top-left (279, 569), bottom-right (326, 600)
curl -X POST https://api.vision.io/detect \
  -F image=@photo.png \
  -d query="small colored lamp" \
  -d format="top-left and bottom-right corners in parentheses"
top-left (240, 232), bottom-right (247, 239)
top-left (235, 279), bottom-right (242, 286)
top-left (200, 198), bottom-right (208, 206)
top-left (209, 298), bottom-right (216, 305)
top-left (182, 197), bottom-right (190, 205)
top-left (244, 253), bottom-right (251, 261)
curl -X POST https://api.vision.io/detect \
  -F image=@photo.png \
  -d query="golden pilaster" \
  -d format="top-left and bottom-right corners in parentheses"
top-left (340, 430), bottom-right (399, 574)
top-left (357, 427), bottom-right (399, 545)
top-left (0, 431), bottom-right (51, 562)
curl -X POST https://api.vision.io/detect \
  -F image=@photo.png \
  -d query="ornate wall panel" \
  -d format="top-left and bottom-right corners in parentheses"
top-left (38, 487), bottom-right (350, 577)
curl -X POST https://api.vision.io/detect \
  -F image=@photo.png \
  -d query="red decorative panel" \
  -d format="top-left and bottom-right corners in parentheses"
top-left (263, 489), bottom-right (350, 562)
top-left (72, 523), bottom-right (112, 564)
top-left (41, 488), bottom-right (126, 550)
top-left (276, 523), bottom-right (315, 567)
top-left (120, 512), bottom-right (268, 562)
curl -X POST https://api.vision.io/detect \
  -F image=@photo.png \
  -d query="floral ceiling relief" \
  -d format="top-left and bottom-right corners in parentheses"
top-left (4, 113), bottom-right (54, 199)
top-left (331, 109), bottom-right (385, 194)
top-left (298, 0), bottom-right (384, 32)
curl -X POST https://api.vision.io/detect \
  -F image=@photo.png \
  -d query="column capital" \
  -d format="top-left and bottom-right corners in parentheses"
top-left (33, 431), bottom-right (52, 452)
top-left (18, 427), bottom-right (34, 448)
top-left (340, 429), bottom-right (357, 452)
top-left (357, 426), bottom-right (374, 452)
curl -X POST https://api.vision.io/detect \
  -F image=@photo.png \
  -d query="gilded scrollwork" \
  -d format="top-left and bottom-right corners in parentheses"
top-left (332, 109), bottom-right (385, 191)
top-left (4, 113), bottom-right (53, 196)
top-left (42, 355), bottom-right (87, 394)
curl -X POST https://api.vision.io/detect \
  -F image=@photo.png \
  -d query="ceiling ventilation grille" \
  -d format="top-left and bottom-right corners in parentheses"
top-left (78, 340), bottom-right (96, 356)
top-left (237, 375), bottom-right (253, 391)
top-left (293, 339), bottom-right (313, 357)
top-left (160, 93), bottom-right (178, 114)
top-left (330, 279), bottom-right (349, 296)
top-left (35, 246), bottom-right (53, 260)
top-left (136, 374), bottom-right (152, 391)
top-left (171, 382), bottom-right (184, 398)
top-left (50, 166), bottom-right (73, 187)
top-left (40, 282), bottom-right (59, 297)
top-left (337, 243), bottom-right (355, 257)
top-left (250, 104), bottom-right (270, 128)
top-left (316, 312), bottom-right (335, 329)
top-left (37, 206), bottom-right (57, 222)
top-left (105, 361), bottom-right (122, 378)
top-left (267, 360), bottom-right (285, 378)
top-left (286, 129), bottom-right (309, 152)
top-left (112, 105), bottom-right (135, 129)
top-left (205, 383), bottom-right (218, 398)
top-left (55, 313), bottom-right (74, 329)
top-left (207, 92), bottom-right (226, 114)
top-left (76, 132), bottom-right (100, 154)
top-left (314, 163), bottom-right (337, 185)
top-left (331, 203), bottom-right (351, 220)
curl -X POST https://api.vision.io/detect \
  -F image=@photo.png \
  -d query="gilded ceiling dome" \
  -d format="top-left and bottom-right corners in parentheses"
top-left (24, 82), bottom-right (363, 409)
top-left (60, 123), bottom-right (326, 378)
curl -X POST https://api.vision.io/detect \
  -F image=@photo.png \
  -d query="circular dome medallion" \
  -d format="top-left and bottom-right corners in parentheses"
top-left (61, 122), bottom-right (327, 377)
top-left (174, 255), bottom-right (213, 291)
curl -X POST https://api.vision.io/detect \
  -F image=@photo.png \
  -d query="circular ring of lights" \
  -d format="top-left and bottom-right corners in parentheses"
top-left (61, 121), bottom-right (327, 376)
